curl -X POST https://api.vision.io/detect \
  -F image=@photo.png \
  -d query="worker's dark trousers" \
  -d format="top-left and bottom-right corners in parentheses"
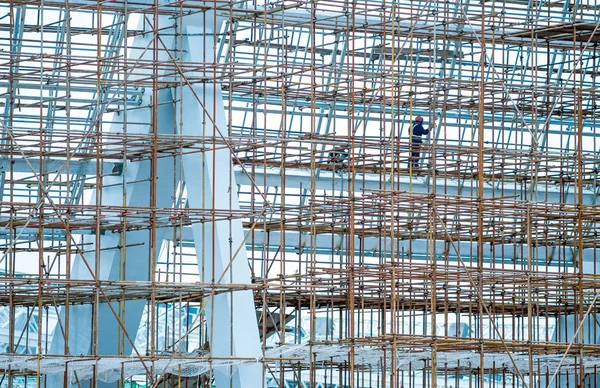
top-left (409, 140), bottom-right (422, 167)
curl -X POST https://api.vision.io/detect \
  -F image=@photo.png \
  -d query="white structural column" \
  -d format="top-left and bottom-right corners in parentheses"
top-left (49, 17), bottom-right (178, 388)
top-left (49, 96), bottom-right (178, 388)
top-left (175, 21), bottom-right (262, 387)
top-left (50, 12), bottom-right (262, 388)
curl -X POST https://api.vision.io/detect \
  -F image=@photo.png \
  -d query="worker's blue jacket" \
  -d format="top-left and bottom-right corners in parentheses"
top-left (411, 123), bottom-right (429, 142)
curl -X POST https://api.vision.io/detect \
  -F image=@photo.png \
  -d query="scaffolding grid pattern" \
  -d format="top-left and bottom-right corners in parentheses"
top-left (0, 0), bottom-right (599, 387)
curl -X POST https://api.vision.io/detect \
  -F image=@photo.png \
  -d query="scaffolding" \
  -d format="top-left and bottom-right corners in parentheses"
top-left (0, 0), bottom-right (599, 387)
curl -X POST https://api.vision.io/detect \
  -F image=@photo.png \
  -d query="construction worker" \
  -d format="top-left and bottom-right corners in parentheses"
top-left (327, 144), bottom-right (349, 176)
top-left (408, 116), bottom-right (430, 168)
top-left (328, 144), bottom-right (349, 167)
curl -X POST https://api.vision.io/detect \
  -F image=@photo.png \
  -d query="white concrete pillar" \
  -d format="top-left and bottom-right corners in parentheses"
top-left (175, 22), bottom-right (262, 388)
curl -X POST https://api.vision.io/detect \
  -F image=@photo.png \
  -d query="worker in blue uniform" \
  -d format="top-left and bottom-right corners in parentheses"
top-left (408, 115), bottom-right (430, 168)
